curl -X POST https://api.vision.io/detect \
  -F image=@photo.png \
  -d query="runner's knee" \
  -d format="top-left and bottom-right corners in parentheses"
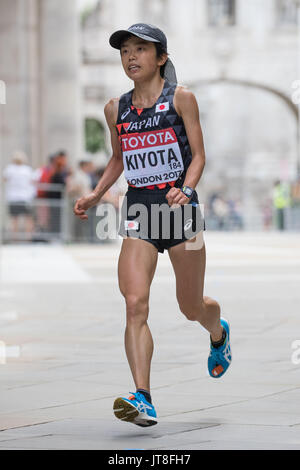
top-left (179, 301), bottom-right (206, 322)
top-left (125, 294), bottom-right (149, 323)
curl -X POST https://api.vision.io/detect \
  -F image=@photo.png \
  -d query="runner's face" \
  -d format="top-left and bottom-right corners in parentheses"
top-left (120, 36), bottom-right (166, 81)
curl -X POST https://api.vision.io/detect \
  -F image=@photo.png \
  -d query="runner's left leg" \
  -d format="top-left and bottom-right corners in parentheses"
top-left (168, 236), bottom-right (223, 342)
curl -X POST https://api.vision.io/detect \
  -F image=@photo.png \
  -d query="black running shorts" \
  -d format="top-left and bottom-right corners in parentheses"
top-left (8, 202), bottom-right (32, 216)
top-left (118, 185), bottom-right (205, 253)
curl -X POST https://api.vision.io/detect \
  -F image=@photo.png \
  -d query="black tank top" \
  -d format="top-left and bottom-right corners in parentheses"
top-left (116, 79), bottom-right (193, 189)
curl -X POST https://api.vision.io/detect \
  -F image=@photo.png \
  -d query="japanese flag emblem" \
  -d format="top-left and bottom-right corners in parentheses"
top-left (155, 102), bottom-right (169, 113)
top-left (125, 220), bottom-right (139, 230)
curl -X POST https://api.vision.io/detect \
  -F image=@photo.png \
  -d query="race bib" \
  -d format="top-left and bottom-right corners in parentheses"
top-left (121, 127), bottom-right (184, 187)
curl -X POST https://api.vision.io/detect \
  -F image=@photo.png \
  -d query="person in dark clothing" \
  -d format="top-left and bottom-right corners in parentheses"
top-left (48, 150), bottom-right (70, 236)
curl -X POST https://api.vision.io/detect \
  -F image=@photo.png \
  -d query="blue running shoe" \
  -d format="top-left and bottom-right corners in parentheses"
top-left (208, 318), bottom-right (232, 378)
top-left (113, 392), bottom-right (157, 427)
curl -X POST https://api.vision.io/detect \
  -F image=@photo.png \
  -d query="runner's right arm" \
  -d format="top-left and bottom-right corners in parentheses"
top-left (74, 98), bottom-right (123, 220)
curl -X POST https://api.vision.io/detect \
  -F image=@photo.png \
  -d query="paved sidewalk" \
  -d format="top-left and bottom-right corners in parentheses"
top-left (0, 232), bottom-right (299, 449)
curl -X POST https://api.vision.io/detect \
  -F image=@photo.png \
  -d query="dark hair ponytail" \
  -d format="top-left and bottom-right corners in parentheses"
top-left (154, 42), bottom-right (168, 78)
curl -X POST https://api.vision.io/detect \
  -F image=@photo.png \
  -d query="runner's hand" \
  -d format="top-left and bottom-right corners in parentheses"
top-left (166, 187), bottom-right (190, 208)
top-left (73, 192), bottom-right (99, 220)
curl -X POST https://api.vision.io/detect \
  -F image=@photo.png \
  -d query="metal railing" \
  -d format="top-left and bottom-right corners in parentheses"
top-left (205, 206), bottom-right (300, 231)
top-left (1, 183), bottom-right (300, 244)
top-left (0, 183), bottom-right (117, 244)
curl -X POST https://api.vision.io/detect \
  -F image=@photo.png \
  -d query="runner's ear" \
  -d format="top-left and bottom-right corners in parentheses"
top-left (158, 52), bottom-right (168, 67)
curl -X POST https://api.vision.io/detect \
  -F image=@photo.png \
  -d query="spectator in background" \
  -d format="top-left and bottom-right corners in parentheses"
top-left (36, 154), bottom-right (56, 198)
top-left (261, 198), bottom-right (273, 231)
top-left (272, 180), bottom-right (291, 231)
top-left (90, 166), bottom-right (123, 243)
top-left (47, 150), bottom-right (71, 236)
top-left (94, 166), bottom-right (122, 210)
top-left (67, 160), bottom-right (94, 242)
top-left (208, 192), bottom-right (218, 214)
top-left (291, 176), bottom-right (300, 207)
top-left (211, 195), bottom-right (229, 230)
top-left (67, 160), bottom-right (93, 200)
top-left (290, 176), bottom-right (300, 230)
top-left (2, 150), bottom-right (36, 242)
top-left (34, 153), bottom-right (56, 234)
top-left (67, 162), bottom-right (122, 242)
top-left (227, 198), bottom-right (243, 230)
top-left (48, 150), bottom-right (70, 199)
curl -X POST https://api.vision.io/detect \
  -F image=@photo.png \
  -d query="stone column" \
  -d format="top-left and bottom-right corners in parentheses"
top-left (0, 0), bottom-right (83, 168)
top-left (0, 0), bottom-right (32, 164)
top-left (39, 0), bottom-right (83, 165)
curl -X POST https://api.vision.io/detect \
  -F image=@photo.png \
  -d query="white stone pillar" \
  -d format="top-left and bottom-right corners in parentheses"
top-left (39, 0), bottom-right (83, 165)
top-left (0, 0), bottom-right (31, 164)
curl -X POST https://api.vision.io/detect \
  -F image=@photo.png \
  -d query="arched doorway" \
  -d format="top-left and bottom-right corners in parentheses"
top-left (187, 78), bottom-right (298, 230)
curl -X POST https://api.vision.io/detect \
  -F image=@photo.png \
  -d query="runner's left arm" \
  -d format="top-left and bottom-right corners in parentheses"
top-left (166, 87), bottom-right (206, 207)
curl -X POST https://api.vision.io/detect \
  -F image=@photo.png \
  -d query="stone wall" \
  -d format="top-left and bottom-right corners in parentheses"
top-left (0, 0), bottom-right (83, 169)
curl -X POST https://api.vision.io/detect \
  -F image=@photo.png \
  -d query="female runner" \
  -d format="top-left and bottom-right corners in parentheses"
top-left (74, 23), bottom-right (232, 427)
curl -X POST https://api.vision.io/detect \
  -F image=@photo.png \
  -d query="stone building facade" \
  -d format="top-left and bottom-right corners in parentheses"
top-left (0, 0), bottom-right (298, 229)
top-left (0, 0), bottom-right (82, 169)
top-left (81, 0), bottom-right (299, 225)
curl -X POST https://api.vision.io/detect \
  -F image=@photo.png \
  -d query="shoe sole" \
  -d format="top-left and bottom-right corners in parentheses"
top-left (113, 397), bottom-right (157, 427)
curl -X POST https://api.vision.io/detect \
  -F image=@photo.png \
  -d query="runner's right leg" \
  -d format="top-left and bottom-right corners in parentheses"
top-left (115, 237), bottom-right (159, 426)
top-left (118, 237), bottom-right (158, 392)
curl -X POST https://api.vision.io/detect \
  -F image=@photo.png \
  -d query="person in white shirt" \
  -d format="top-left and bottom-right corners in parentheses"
top-left (3, 150), bottom-right (36, 241)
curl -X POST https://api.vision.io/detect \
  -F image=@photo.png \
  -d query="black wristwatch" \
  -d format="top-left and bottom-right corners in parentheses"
top-left (180, 185), bottom-right (194, 198)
